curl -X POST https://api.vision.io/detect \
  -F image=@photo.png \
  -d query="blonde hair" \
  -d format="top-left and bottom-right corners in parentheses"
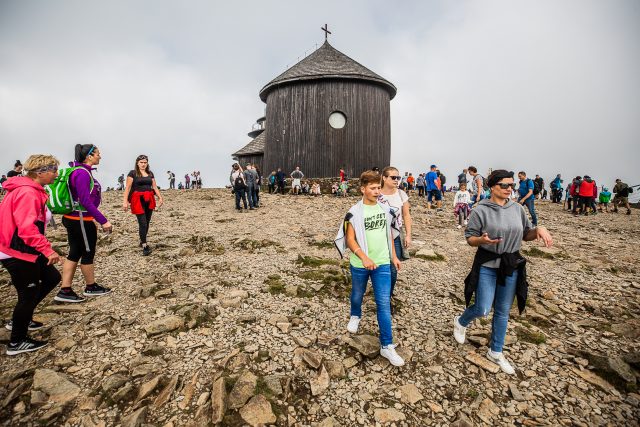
top-left (24, 154), bottom-right (60, 178)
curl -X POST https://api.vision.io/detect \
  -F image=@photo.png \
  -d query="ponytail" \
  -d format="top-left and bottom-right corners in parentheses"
top-left (14, 160), bottom-right (22, 168)
top-left (75, 144), bottom-right (95, 163)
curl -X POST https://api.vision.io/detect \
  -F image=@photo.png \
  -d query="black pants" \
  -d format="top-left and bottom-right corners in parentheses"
top-left (277, 181), bottom-right (285, 194)
top-left (235, 188), bottom-right (248, 209)
top-left (136, 198), bottom-right (154, 244)
top-left (63, 216), bottom-right (97, 264)
top-left (1, 256), bottom-right (60, 342)
top-left (255, 187), bottom-right (260, 206)
top-left (418, 186), bottom-right (425, 197)
top-left (268, 183), bottom-right (275, 194)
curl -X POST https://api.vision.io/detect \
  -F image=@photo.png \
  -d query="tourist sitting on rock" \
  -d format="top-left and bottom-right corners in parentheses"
top-left (331, 182), bottom-right (339, 196)
top-left (301, 181), bottom-right (310, 194)
top-left (378, 166), bottom-right (412, 310)
top-left (453, 169), bottom-right (553, 375)
top-left (334, 170), bottom-right (404, 367)
top-left (311, 182), bottom-right (321, 196)
top-left (0, 154), bottom-right (62, 355)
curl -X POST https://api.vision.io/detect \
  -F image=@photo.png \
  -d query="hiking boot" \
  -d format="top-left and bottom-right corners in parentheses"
top-left (83, 284), bottom-right (112, 297)
top-left (453, 316), bottom-right (466, 344)
top-left (627, 210), bottom-right (631, 215)
top-left (347, 316), bottom-right (361, 334)
top-left (6, 337), bottom-right (48, 356)
top-left (142, 245), bottom-right (152, 256)
top-left (486, 349), bottom-right (516, 375)
top-left (380, 344), bottom-right (405, 367)
top-left (54, 288), bottom-right (86, 303)
top-left (5, 320), bottom-right (44, 331)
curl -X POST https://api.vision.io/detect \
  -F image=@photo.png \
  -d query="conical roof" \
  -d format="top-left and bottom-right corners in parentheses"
top-left (259, 41), bottom-right (396, 102)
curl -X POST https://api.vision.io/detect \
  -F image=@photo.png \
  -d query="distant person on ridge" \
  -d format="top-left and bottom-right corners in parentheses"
top-left (458, 169), bottom-right (468, 186)
top-left (290, 166), bottom-right (304, 195)
top-left (0, 175), bottom-right (6, 195)
top-left (578, 175), bottom-right (597, 215)
top-left (276, 168), bottom-right (286, 194)
top-left (230, 163), bottom-right (248, 211)
top-left (117, 174), bottom-right (125, 191)
top-left (416, 173), bottom-right (426, 198)
top-left (184, 173), bottom-right (191, 189)
top-left (598, 187), bottom-right (612, 212)
top-left (244, 163), bottom-right (258, 209)
top-left (425, 164), bottom-right (442, 211)
top-left (468, 166), bottom-right (486, 208)
top-left (517, 171), bottom-right (538, 226)
top-left (167, 170), bottom-right (176, 189)
top-left (7, 160), bottom-right (23, 178)
top-left (612, 179), bottom-right (632, 215)
top-left (550, 174), bottom-right (563, 203)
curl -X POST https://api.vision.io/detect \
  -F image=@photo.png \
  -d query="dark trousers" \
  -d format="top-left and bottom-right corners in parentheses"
top-left (247, 185), bottom-right (257, 208)
top-left (63, 216), bottom-right (97, 264)
top-left (235, 188), bottom-right (248, 209)
top-left (390, 236), bottom-right (404, 297)
top-left (418, 186), bottom-right (425, 197)
top-left (136, 198), bottom-right (153, 244)
top-left (277, 181), bottom-right (285, 194)
top-left (268, 183), bottom-right (275, 194)
top-left (1, 256), bottom-right (61, 343)
top-left (169, 179), bottom-right (175, 189)
top-left (255, 187), bottom-right (260, 206)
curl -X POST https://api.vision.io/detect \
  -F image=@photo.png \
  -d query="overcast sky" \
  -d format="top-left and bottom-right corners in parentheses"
top-left (1, 0), bottom-right (638, 194)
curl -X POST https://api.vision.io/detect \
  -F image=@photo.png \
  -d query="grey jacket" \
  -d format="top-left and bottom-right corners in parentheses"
top-left (334, 200), bottom-right (399, 260)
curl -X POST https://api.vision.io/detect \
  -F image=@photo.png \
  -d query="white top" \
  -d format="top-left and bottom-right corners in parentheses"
top-left (378, 189), bottom-right (409, 229)
top-left (453, 190), bottom-right (471, 206)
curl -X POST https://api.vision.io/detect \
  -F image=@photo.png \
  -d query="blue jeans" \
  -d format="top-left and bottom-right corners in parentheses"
top-left (458, 266), bottom-right (517, 352)
top-left (247, 185), bottom-right (257, 208)
top-left (350, 264), bottom-right (393, 346)
top-left (519, 197), bottom-right (538, 226)
top-left (390, 236), bottom-right (402, 296)
top-left (469, 192), bottom-right (486, 208)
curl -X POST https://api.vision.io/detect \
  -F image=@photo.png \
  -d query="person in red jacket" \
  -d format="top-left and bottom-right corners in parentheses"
top-left (0, 154), bottom-right (61, 355)
top-left (578, 175), bottom-right (596, 215)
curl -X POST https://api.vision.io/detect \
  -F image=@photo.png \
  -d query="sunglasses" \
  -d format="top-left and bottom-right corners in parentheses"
top-left (33, 165), bottom-right (58, 173)
top-left (386, 175), bottom-right (401, 181)
top-left (496, 183), bottom-right (516, 189)
top-left (137, 156), bottom-right (148, 161)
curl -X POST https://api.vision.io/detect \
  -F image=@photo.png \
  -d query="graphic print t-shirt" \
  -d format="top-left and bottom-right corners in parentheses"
top-left (378, 190), bottom-right (408, 229)
top-left (350, 204), bottom-right (390, 268)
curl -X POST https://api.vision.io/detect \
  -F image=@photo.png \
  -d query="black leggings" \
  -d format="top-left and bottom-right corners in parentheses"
top-left (63, 216), bottom-right (97, 264)
top-left (136, 198), bottom-right (153, 244)
top-left (1, 256), bottom-right (61, 342)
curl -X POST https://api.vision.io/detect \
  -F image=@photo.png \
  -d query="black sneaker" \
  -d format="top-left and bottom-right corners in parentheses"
top-left (54, 288), bottom-right (86, 303)
top-left (142, 245), bottom-right (152, 256)
top-left (6, 337), bottom-right (48, 356)
top-left (83, 284), bottom-right (112, 297)
top-left (5, 320), bottom-right (44, 331)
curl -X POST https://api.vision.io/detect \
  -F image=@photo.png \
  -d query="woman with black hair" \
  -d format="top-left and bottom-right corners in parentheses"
top-left (7, 160), bottom-right (23, 177)
top-left (122, 155), bottom-right (163, 255)
top-left (56, 144), bottom-right (113, 303)
top-left (453, 169), bottom-right (553, 375)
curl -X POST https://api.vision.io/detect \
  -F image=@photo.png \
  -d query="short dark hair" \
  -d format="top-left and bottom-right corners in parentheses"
top-left (518, 171), bottom-right (526, 176)
top-left (360, 170), bottom-right (382, 187)
top-left (468, 166), bottom-right (477, 173)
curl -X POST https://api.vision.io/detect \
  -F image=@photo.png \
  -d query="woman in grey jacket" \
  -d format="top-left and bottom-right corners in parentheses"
top-left (452, 169), bottom-right (553, 375)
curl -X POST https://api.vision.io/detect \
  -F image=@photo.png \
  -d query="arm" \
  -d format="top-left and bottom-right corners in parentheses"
top-left (71, 170), bottom-right (108, 225)
top-left (14, 190), bottom-right (56, 258)
top-left (152, 178), bottom-right (163, 207)
top-left (122, 176), bottom-right (133, 210)
top-left (402, 200), bottom-right (412, 247)
top-left (524, 226), bottom-right (553, 247)
top-left (520, 189), bottom-right (533, 203)
top-left (345, 223), bottom-right (376, 270)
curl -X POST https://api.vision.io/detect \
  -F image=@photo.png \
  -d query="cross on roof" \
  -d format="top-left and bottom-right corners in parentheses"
top-left (321, 24), bottom-right (331, 41)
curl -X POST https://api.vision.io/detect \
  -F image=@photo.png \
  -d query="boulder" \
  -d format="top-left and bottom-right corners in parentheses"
top-left (143, 315), bottom-right (184, 336)
top-left (398, 383), bottom-right (424, 404)
top-left (310, 365), bottom-right (330, 396)
top-left (211, 377), bottom-right (226, 425)
top-left (344, 334), bottom-right (379, 358)
top-left (32, 369), bottom-right (80, 404)
top-left (121, 406), bottom-right (148, 427)
top-left (374, 408), bottom-right (406, 424)
top-left (239, 395), bottom-right (276, 427)
top-left (228, 371), bottom-right (257, 409)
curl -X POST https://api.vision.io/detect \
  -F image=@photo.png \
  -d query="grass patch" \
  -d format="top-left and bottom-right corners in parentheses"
top-left (522, 247), bottom-right (558, 260)
top-left (255, 376), bottom-right (273, 398)
top-left (415, 252), bottom-right (446, 261)
top-left (466, 388), bottom-right (479, 399)
top-left (515, 326), bottom-right (546, 344)
top-left (184, 235), bottom-right (225, 255)
top-left (264, 275), bottom-right (285, 295)
top-left (234, 238), bottom-right (283, 253)
top-left (309, 240), bottom-right (335, 249)
top-left (295, 255), bottom-right (339, 267)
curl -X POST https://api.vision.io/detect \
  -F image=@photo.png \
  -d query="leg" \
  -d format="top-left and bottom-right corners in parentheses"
top-left (390, 236), bottom-right (402, 296)
top-left (235, 190), bottom-right (242, 209)
top-left (489, 270), bottom-right (518, 352)
top-left (79, 221), bottom-right (98, 284)
top-left (136, 213), bottom-right (149, 244)
top-left (1, 258), bottom-right (42, 343)
top-left (241, 189), bottom-right (248, 208)
top-left (458, 266), bottom-right (498, 327)
top-left (349, 266), bottom-right (369, 318)
top-left (370, 265), bottom-right (393, 346)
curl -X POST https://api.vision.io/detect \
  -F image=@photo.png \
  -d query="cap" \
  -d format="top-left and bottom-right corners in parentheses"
top-left (430, 164), bottom-right (437, 169)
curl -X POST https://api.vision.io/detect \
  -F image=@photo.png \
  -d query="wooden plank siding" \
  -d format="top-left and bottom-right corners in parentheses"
top-left (263, 79), bottom-right (391, 179)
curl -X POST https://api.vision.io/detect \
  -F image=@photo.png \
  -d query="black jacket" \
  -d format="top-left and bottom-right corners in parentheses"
top-left (464, 247), bottom-right (529, 314)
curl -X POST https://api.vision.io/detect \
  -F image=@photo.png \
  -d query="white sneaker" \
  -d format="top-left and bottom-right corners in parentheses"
top-left (347, 316), bottom-right (361, 334)
top-left (457, 224), bottom-right (462, 229)
top-left (453, 316), bottom-right (466, 344)
top-left (486, 349), bottom-right (516, 375)
top-left (380, 344), bottom-right (405, 367)
top-left (464, 220), bottom-right (468, 225)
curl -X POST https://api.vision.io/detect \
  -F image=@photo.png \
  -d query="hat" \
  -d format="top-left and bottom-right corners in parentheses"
top-left (430, 164), bottom-right (437, 169)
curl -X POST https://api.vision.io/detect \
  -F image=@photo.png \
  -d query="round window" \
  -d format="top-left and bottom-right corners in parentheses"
top-left (329, 111), bottom-right (347, 129)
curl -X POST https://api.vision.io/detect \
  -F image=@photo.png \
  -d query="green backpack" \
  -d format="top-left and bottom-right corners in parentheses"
top-left (45, 167), bottom-right (94, 214)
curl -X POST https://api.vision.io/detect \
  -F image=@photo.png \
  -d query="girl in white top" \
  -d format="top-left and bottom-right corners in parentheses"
top-left (453, 183), bottom-right (472, 229)
top-left (378, 166), bottom-right (412, 298)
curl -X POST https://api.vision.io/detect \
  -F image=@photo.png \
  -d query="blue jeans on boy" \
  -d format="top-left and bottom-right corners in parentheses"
top-left (519, 197), bottom-right (538, 226)
top-left (458, 266), bottom-right (518, 353)
top-left (350, 264), bottom-right (393, 346)
top-left (390, 236), bottom-right (403, 296)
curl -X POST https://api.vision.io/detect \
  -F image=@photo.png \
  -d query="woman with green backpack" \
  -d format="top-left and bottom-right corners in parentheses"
top-left (55, 144), bottom-right (113, 303)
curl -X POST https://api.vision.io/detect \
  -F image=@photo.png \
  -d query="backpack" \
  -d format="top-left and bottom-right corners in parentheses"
top-left (45, 167), bottom-right (94, 214)
top-left (480, 175), bottom-right (488, 191)
top-left (233, 175), bottom-right (246, 191)
top-left (532, 179), bottom-right (541, 195)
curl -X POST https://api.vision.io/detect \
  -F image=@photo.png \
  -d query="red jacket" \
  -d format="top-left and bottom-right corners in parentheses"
top-left (579, 179), bottom-right (596, 197)
top-left (0, 177), bottom-right (55, 262)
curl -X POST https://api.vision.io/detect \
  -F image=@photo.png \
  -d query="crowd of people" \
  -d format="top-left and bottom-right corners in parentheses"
top-left (0, 152), bottom-right (635, 377)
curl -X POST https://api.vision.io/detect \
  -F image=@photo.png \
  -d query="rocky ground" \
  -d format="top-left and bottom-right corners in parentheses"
top-left (0, 189), bottom-right (639, 427)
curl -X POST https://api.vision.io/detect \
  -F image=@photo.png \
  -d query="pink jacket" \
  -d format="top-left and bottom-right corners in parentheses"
top-left (0, 177), bottom-right (55, 262)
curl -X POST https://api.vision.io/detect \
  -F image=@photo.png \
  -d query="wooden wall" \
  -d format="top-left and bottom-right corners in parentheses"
top-left (263, 80), bottom-right (391, 178)
top-left (235, 154), bottom-right (264, 172)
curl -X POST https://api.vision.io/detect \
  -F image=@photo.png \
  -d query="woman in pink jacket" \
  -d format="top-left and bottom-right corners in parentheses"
top-left (0, 154), bottom-right (61, 355)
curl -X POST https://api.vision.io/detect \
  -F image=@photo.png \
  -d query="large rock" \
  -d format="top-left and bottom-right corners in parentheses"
top-left (310, 365), bottom-right (330, 396)
top-left (344, 334), bottom-right (379, 358)
top-left (374, 408), bottom-right (406, 424)
top-left (121, 406), bottom-right (148, 427)
top-left (398, 383), bottom-right (424, 404)
top-left (154, 376), bottom-right (179, 407)
top-left (228, 371), bottom-right (257, 409)
top-left (465, 352), bottom-right (500, 374)
top-left (32, 369), bottom-right (80, 404)
top-left (136, 375), bottom-right (161, 401)
top-left (239, 395), bottom-right (276, 427)
top-left (143, 315), bottom-right (184, 336)
top-left (570, 349), bottom-right (637, 389)
top-left (211, 376), bottom-right (226, 425)
top-left (300, 349), bottom-right (323, 369)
